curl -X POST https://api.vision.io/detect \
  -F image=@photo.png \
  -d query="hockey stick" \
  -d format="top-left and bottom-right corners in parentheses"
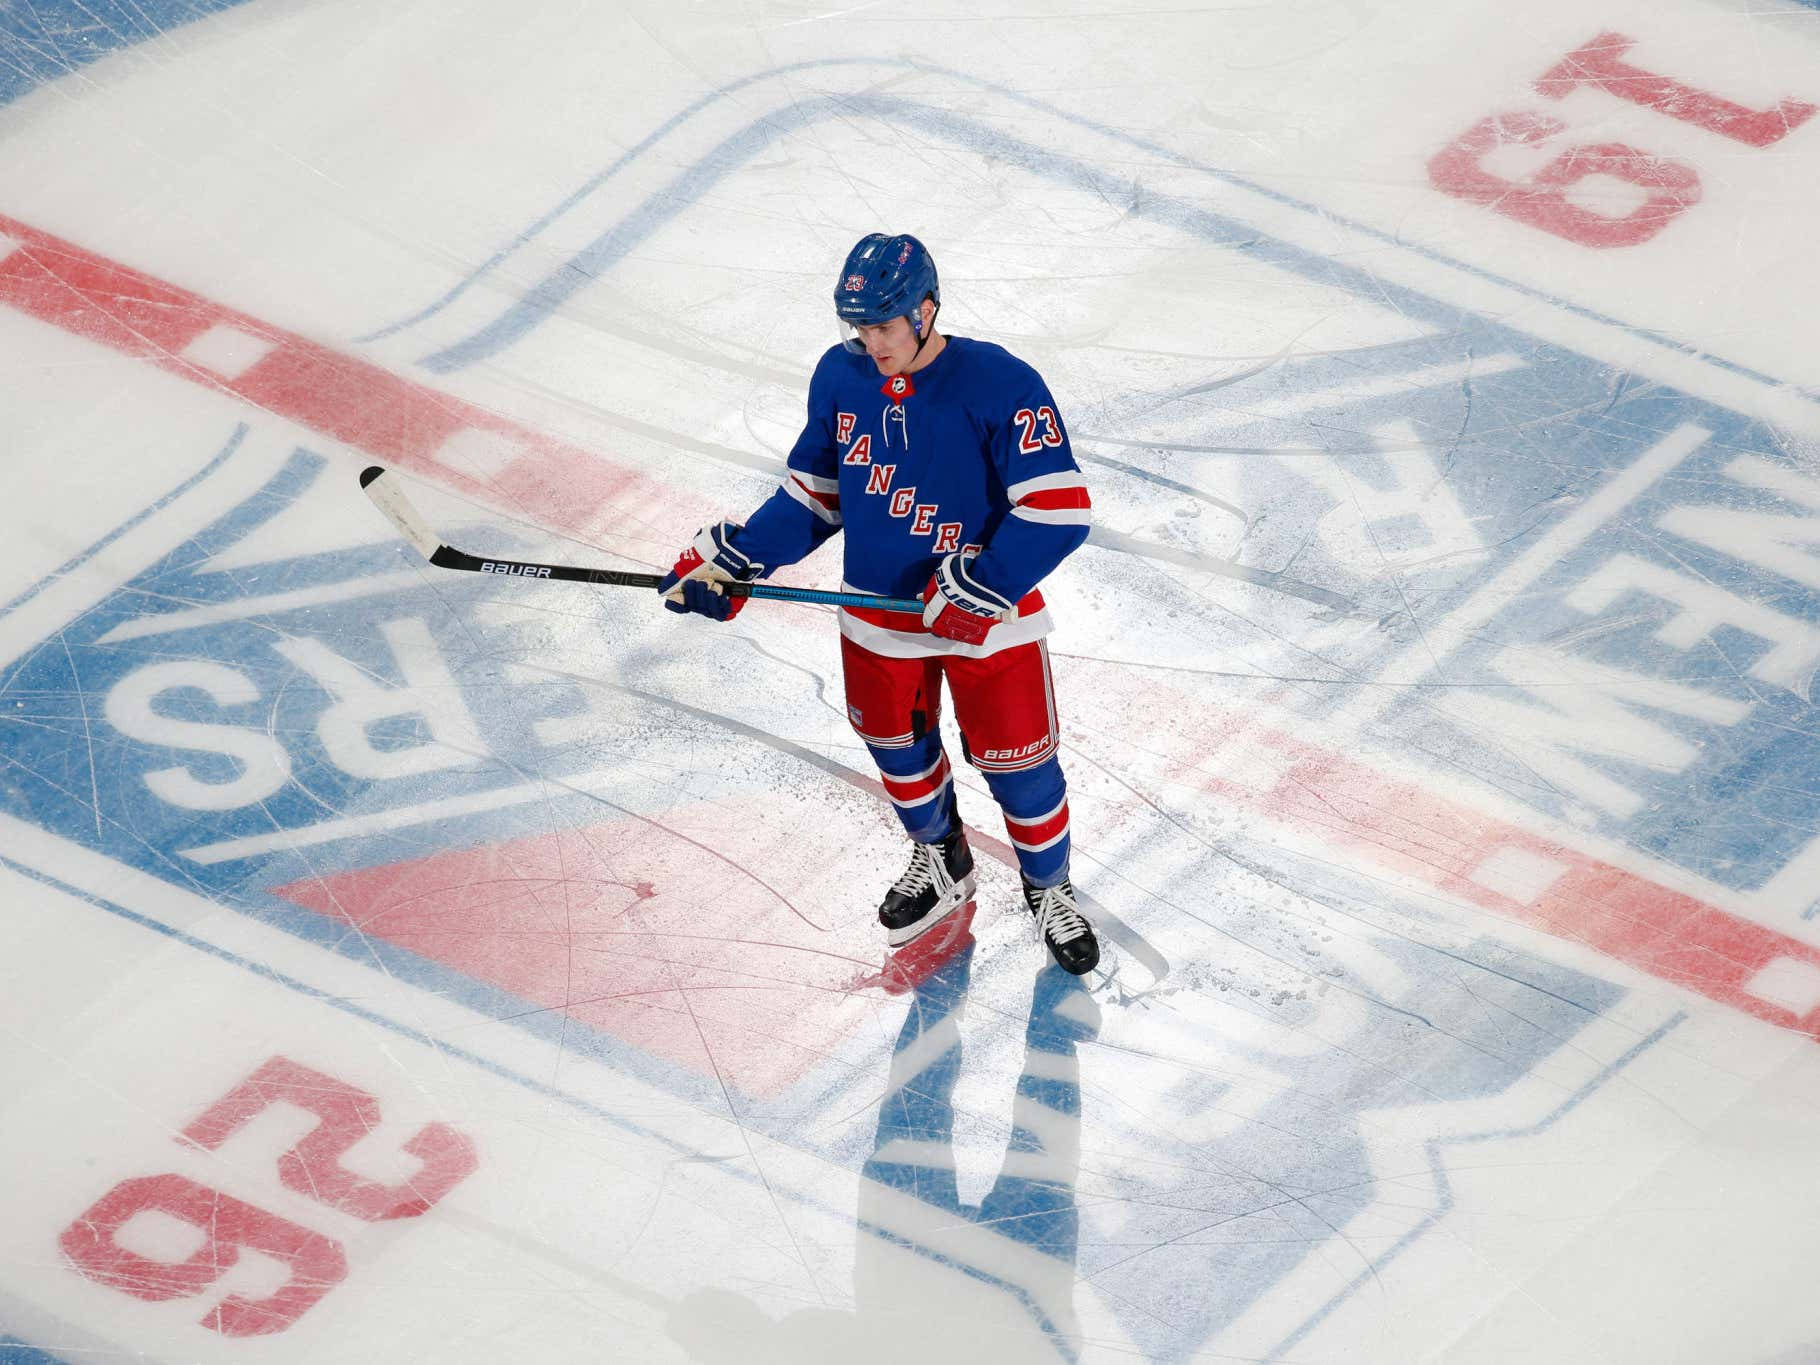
top-left (359, 465), bottom-right (926, 612)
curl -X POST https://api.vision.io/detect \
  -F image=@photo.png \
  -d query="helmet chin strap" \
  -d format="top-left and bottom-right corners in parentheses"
top-left (908, 299), bottom-right (940, 362)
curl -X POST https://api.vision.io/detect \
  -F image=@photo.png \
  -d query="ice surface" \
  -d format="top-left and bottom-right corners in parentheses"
top-left (4, 1), bottom-right (1820, 1361)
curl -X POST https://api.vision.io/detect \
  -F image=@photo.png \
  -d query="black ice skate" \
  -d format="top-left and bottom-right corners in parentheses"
top-left (879, 829), bottom-right (976, 947)
top-left (1022, 876), bottom-right (1100, 976)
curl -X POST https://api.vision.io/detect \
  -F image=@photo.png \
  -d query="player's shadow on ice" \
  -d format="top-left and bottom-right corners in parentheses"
top-left (667, 940), bottom-right (1099, 1363)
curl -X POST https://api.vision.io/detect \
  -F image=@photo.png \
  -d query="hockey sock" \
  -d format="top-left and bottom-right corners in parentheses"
top-left (985, 756), bottom-right (1071, 886)
top-left (870, 734), bottom-right (958, 843)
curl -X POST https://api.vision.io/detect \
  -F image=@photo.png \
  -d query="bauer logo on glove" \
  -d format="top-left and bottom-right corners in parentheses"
top-left (921, 550), bottom-right (1014, 645)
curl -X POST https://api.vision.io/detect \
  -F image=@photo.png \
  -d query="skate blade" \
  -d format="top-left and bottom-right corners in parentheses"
top-left (847, 901), bottom-right (976, 997)
top-left (1065, 938), bottom-right (1123, 990)
top-left (882, 902), bottom-right (976, 994)
top-left (885, 873), bottom-right (978, 948)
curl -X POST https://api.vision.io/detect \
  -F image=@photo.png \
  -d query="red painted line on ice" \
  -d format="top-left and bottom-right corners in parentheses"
top-left (1128, 696), bottom-right (1820, 1039)
top-left (1256, 734), bottom-right (1820, 1036)
top-left (6, 212), bottom-right (1818, 1042)
top-left (0, 213), bottom-right (683, 539)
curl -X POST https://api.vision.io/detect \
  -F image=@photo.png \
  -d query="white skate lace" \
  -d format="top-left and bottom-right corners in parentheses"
top-left (1034, 885), bottom-right (1090, 944)
top-left (891, 842), bottom-right (938, 896)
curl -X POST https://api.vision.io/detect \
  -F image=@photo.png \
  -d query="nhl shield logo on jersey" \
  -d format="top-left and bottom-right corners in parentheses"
top-left (881, 374), bottom-right (914, 400)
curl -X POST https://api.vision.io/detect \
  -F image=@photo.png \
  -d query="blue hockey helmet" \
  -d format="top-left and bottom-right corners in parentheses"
top-left (834, 233), bottom-right (939, 352)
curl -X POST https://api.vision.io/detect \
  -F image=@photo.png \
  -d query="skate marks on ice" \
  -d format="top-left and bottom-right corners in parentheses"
top-left (13, 74), bottom-right (1813, 1044)
top-left (0, 424), bottom-right (1666, 1362)
top-left (666, 950), bottom-right (1102, 1364)
top-left (0, 432), bottom-right (1155, 1120)
top-left (341, 48), bottom-right (1820, 1022)
top-left (4, 24), bottom-right (1820, 1364)
top-left (363, 49), bottom-right (1818, 411)
top-left (596, 674), bottom-right (1171, 996)
top-left (0, 0), bottom-right (261, 107)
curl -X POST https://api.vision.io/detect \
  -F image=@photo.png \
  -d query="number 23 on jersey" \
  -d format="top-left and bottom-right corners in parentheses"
top-left (1013, 406), bottom-right (1063, 454)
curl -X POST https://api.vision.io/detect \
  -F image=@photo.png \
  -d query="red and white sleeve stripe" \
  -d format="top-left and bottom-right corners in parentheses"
top-left (1006, 471), bottom-right (1091, 527)
top-left (784, 469), bottom-right (842, 525)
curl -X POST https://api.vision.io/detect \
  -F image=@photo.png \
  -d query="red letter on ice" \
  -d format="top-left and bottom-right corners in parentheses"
top-left (182, 1056), bottom-right (477, 1221)
top-left (60, 1173), bottom-right (346, 1336)
top-left (1428, 112), bottom-right (1701, 248)
top-left (1538, 31), bottom-right (1815, 148)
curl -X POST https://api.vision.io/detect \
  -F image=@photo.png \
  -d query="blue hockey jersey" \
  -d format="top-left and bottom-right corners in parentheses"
top-left (735, 337), bottom-right (1092, 658)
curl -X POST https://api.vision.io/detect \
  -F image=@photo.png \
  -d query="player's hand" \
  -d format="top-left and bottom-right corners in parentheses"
top-left (921, 551), bottom-right (1012, 645)
top-left (659, 521), bottom-right (760, 621)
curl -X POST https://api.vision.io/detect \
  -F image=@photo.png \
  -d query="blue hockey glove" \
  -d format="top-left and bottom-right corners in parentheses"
top-left (659, 521), bottom-right (762, 620)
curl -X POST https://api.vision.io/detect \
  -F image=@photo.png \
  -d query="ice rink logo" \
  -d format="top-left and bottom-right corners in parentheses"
top-left (0, 442), bottom-right (598, 905)
top-left (1074, 930), bottom-right (1630, 1357)
top-left (805, 928), bottom-right (1628, 1359)
top-left (379, 70), bottom-right (1820, 924)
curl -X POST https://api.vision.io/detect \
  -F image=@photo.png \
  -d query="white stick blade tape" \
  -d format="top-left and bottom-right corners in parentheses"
top-left (361, 467), bottom-right (442, 558)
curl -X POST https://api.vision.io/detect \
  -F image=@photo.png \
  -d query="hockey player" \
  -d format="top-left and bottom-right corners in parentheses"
top-left (658, 233), bottom-right (1098, 975)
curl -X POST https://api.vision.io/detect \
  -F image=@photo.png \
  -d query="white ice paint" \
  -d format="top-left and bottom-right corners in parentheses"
top-left (103, 660), bottom-right (292, 811)
top-left (273, 617), bottom-right (486, 780)
top-left (1430, 643), bottom-right (1750, 818)
top-left (1566, 552), bottom-right (1820, 695)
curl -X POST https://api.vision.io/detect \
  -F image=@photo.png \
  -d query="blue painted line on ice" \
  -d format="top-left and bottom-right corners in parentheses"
top-left (0, 25), bottom-right (1754, 1361)
top-left (0, 855), bottom-right (940, 1298)
top-left (0, 431), bottom-right (1646, 1359)
top-left (1263, 1010), bottom-right (1689, 1363)
top-left (390, 56), bottom-right (1803, 398)
top-left (0, 444), bottom-right (880, 1135)
top-left (354, 72), bottom-right (792, 343)
top-left (859, 1219), bottom-right (1075, 1352)
top-left (0, 426), bottom-right (246, 624)
top-left (0, 854), bottom-right (713, 1166)
top-left (0, 0), bottom-right (257, 107)
top-left (0, 1337), bottom-right (70, 1365)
